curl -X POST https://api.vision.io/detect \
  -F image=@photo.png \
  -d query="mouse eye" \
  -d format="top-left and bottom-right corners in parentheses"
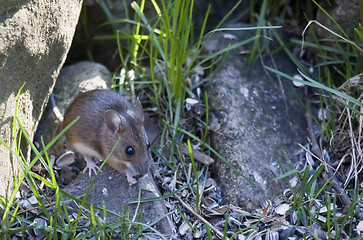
top-left (125, 146), bottom-right (135, 156)
top-left (146, 141), bottom-right (151, 150)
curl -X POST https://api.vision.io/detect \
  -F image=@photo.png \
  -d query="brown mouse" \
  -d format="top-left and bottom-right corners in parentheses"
top-left (62, 89), bottom-right (151, 184)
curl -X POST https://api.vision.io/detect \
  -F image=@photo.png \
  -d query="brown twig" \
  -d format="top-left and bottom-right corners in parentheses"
top-left (17, 202), bottom-right (54, 215)
top-left (180, 144), bottom-right (215, 165)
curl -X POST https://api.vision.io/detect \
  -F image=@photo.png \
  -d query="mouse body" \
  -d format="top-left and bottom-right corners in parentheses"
top-left (62, 89), bottom-right (151, 184)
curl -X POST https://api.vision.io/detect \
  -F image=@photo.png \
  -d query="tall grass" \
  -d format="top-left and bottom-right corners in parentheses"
top-left (267, 1), bottom-right (363, 238)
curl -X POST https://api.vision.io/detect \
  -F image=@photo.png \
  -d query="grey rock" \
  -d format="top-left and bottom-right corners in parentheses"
top-left (316, 0), bottom-right (360, 39)
top-left (204, 24), bottom-right (306, 210)
top-left (53, 61), bottom-right (113, 112)
top-left (0, 0), bottom-right (82, 215)
top-left (64, 164), bottom-right (175, 236)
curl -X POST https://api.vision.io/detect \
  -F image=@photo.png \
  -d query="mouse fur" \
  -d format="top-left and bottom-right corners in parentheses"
top-left (62, 89), bottom-right (151, 183)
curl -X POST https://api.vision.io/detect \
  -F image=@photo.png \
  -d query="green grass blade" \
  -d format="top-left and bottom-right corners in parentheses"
top-left (248, 0), bottom-right (268, 65)
top-left (265, 66), bottom-right (363, 113)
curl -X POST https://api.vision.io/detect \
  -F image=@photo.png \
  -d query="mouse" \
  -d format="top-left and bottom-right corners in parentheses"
top-left (61, 89), bottom-right (151, 184)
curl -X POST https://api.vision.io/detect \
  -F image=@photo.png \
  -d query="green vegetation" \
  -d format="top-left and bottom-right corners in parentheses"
top-left (267, 1), bottom-right (363, 239)
top-left (1, 0), bottom-right (362, 239)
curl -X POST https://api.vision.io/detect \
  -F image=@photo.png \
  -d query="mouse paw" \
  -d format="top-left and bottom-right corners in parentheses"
top-left (125, 169), bottom-right (137, 185)
top-left (83, 156), bottom-right (101, 177)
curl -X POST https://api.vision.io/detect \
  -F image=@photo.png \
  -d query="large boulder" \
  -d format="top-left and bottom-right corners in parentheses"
top-left (204, 25), bottom-right (307, 210)
top-left (0, 0), bottom-right (82, 214)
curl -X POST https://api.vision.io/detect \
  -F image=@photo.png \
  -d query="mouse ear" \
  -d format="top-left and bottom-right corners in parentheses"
top-left (134, 97), bottom-right (144, 123)
top-left (104, 110), bottom-right (126, 133)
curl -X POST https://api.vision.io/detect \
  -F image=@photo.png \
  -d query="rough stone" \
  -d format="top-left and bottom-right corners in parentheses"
top-left (64, 165), bottom-right (175, 236)
top-left (204, 24), bottom-right (307, 210)
top-left (315, 0), bottom-right (360, 39)
top-left (0, 0), bottom-right (82, 215)
top-left (54, 61), bottom-right (113, 112)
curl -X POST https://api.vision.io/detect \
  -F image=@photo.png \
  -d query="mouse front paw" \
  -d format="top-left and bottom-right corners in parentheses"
top-left (125, 169), bottom-right (137, 185)
top-left (83, 155), bottom-right (101, 177)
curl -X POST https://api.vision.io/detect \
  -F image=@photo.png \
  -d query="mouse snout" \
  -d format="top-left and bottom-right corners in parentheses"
top-left (131, 160), bottom-right (150, 177)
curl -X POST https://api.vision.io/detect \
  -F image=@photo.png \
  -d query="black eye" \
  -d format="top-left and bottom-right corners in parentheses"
top-left (125, 146), bottom-right (135, 156)
top-left (146, 141), bottom-right (151, 150)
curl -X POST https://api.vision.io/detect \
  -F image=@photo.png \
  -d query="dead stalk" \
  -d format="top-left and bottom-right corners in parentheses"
top-left (301, 20), bottom-right (363, 56)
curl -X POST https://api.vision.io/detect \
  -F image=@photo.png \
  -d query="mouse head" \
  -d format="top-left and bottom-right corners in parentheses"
top-left (102, 99), bottom-right (151, 177)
